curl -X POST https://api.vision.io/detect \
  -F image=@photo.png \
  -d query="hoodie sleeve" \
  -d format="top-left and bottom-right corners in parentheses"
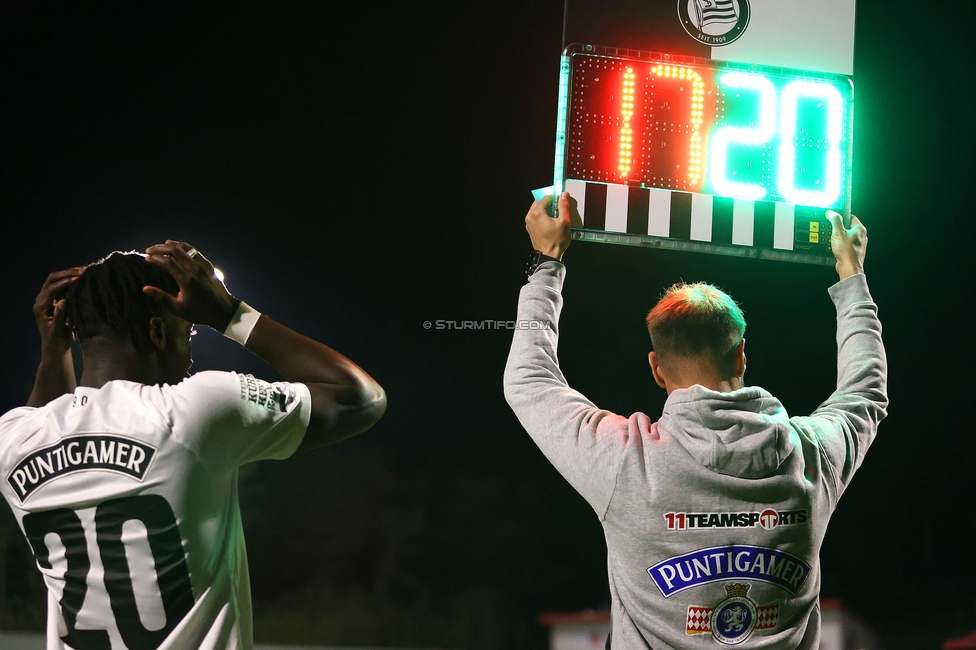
top-left (503, 262), bottom-right (628, 518)
top-left (790, 273), bottom-right (888, 501)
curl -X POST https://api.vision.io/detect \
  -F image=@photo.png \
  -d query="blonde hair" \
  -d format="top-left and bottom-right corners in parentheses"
top-left (646, 282), bottom-right (746, 375)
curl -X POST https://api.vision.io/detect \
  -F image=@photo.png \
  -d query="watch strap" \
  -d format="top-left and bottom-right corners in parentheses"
top-left (526, 250), bottom-right (561, 278)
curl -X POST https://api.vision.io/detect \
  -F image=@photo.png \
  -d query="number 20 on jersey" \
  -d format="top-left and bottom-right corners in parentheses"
top-left (558, 49), bottom-right (854, 211)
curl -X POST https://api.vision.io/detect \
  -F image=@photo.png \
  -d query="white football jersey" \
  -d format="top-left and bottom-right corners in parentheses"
top-left (0, 371), bottom-right (311, 650)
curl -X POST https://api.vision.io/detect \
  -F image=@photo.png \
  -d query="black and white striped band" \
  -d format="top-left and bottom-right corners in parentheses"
top-left (564, 180), bottom-right (836, 265)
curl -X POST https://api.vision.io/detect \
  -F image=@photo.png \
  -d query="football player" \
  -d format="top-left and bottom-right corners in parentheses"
top-left (1, 241), bottom-right (386, 649)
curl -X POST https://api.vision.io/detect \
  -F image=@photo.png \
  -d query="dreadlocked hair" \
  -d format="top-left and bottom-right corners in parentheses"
top-left (65, 252), bottom-right (179, 351)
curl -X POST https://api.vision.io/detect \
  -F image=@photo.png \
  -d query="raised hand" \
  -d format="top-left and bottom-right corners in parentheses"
top-left (144, 240), bottom-right (240, 331)
top-left (826, 211), bottom-right (867, 281)
top-left (33, 267), bottom-right (85, 355)
top-left (525, 192), bottom-right (572, 261)
top-left (27, 267), bottom-right (84, 407)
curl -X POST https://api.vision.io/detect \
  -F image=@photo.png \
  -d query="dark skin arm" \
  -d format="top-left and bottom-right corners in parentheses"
top-left (143, 240), bottom-right (387, 449)
top-left (27, 267), bottom-right (85, 407)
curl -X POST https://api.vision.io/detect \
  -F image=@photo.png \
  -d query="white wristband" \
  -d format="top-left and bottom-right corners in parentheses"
top-left (223, 302), bottom-right (261, 345)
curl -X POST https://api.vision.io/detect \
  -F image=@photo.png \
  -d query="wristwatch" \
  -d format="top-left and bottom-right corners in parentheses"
top-left (526, 250), bottom-right (562, 278)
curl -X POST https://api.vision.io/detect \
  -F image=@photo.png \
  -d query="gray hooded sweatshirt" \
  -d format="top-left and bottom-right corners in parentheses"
top-left (503, 263), bottom-right (887, 649)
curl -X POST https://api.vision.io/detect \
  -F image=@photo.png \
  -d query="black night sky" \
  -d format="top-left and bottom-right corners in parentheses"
top-left (1, 2), bottom-right (973, 649)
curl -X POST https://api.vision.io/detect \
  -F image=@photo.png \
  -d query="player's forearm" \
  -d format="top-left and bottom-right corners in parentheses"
top-left (27, 348), bottom-right (76, 407)
top-left (836, 263), bottom-right (862, 281)
top-left (829, 274), bottom-right (887, 406)
top-left (503, 262), bottom-right (597, 432)
top-left (813, 273), bottom-right (888, 442)
top-left (504, 262), bottom-right (623, 515)
top-left (504, 262), bottom-right (568, 407)
top-left (244, 315), bottom-right (387, 438)
top-left (804, 274), bottom-right (887, 489)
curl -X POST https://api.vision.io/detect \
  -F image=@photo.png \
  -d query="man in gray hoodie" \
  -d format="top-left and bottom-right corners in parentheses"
top-left (504, 192), bottom-right (886, 648)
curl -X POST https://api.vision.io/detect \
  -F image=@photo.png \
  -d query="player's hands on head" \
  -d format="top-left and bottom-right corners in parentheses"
top-left (33, 267), bottom-right (85, 355)
top-left (144, 241), bottom-right (241, 332)
top-left (525, 192), bottom-right (572, 261)
top-left (826, 211), bottom-right (866, 281)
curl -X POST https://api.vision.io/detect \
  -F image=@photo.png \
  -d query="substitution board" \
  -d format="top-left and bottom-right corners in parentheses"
top-left (548, 0), bottom-right (857, 265)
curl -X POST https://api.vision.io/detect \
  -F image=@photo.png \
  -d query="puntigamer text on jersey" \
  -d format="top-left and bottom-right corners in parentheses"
top-left (6, 435), bottom-right (158, 502)
top-left (648, 544), bottom-right (813, 598)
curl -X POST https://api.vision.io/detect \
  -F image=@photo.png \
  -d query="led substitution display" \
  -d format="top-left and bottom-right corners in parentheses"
top-left (561, 52), bottom-right (853, 210)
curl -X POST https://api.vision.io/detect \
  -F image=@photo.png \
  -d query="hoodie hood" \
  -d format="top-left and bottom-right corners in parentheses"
top-left (660, 384), bottom-right (794, 479)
